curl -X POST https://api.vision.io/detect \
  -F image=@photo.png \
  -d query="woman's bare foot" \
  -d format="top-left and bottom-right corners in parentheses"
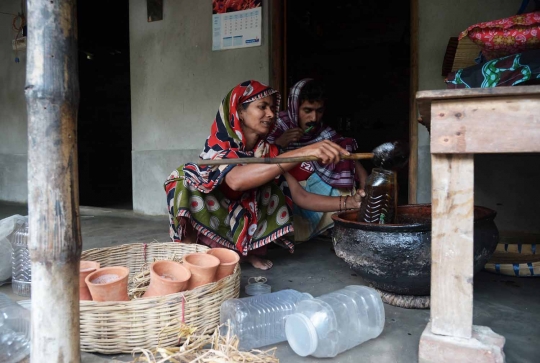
top-left (245, 255), bottom-right (273, 270)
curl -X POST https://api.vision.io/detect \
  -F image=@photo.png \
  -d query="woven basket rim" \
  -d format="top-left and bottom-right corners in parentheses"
top-left (79, 242), bottom-right (241, 353)
top-left (80, 242), bottom-right (229, 305)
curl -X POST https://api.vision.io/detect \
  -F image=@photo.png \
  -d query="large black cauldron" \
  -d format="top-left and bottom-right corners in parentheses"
top-left (331, 204), bottom-right (499, 296)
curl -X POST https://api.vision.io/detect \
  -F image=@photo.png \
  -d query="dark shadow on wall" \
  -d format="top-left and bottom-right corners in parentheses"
top-left (77, 0), bottom-right (132, 209)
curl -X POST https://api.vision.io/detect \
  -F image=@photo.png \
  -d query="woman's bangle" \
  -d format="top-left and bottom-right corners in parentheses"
top-left (339, 195), bottom-right (342, 212)
top-left (277, 163), bottom-right (286, 174)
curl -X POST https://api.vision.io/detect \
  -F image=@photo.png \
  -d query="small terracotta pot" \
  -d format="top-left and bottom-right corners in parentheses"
top-left (182, 253), bottom-right (220, 290)
top-left (143, 260), bottom-right (191, 298)
top-left (85, 266), bottom-right (130, 302)
top-left (80, 261), bottom-right (101, 301)
top-left (206, 248), bottom-right (240, 281)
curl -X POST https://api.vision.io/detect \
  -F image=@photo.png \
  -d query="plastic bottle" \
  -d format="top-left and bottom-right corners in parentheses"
top-left (285, 285), bottom-right (385, 358)
top-left (0, 293), bottom-right (31, 363)
top-left (11, 224), bottom-right (31, 297)
top-left (357, 168), bottom-right (397, 224)
top-left (220, 289), bottom-right (313, 350)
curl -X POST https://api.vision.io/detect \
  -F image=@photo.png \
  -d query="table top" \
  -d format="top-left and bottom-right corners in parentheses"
top-left (416, 85), bottom-right (540, 129)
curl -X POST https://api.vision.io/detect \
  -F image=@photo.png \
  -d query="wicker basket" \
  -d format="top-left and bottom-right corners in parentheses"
top-left (80, 242), bottom-right (241, 354)
top-left (442, 36), bottom-right (481, 77)
top-left (484, 233), bottom-right (540, 277)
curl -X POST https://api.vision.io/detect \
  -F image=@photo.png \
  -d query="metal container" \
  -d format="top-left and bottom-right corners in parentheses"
top-left (332, 204), bottom-right (499, 296)
top-left (11, 225), bottom-right (31, 297)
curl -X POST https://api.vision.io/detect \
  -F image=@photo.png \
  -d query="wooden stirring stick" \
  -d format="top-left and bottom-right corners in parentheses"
top-left (199, 153), bottom-right (374, 166)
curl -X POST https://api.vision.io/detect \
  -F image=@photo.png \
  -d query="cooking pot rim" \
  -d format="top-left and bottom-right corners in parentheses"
top-left (331, 203), bottom-right (497, 232)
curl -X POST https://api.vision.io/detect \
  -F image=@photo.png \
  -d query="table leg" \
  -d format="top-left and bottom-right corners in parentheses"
top-left (418, 154), bottom-right (505, 363)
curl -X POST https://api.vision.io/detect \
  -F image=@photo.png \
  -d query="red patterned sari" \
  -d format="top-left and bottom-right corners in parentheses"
top-left (165, 80), bottom-right (294, 256)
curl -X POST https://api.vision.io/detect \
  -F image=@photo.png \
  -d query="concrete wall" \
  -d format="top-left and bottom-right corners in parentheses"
top-left (129, 0), bottom-right (270, 215)
top-left (2, 0), bottom-right (538, 233)
top-left (0, 1), bottom-right (28, 203)
top-left (418, 0), bottom-right (540, 232)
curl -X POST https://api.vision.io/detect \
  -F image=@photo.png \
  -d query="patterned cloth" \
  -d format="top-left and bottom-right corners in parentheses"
top-left (460, 11), bottom-right (540, 60)
top-left (164, 80), bottom-right (294, 256)
top-left (266, 79), bottom-right (358, 189)
top-left (446, 50), bottom-right (540, 88)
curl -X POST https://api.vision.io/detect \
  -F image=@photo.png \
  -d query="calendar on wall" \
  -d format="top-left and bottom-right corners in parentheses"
top-left (212, 1), bottom-right (262, 51)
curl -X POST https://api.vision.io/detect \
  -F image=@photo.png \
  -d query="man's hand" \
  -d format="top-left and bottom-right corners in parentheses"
top-left (275, 128), bottom-right (304, 148)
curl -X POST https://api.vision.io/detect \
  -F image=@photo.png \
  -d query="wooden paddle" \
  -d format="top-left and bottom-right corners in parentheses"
top-left (199, 141), bottom-right (409, 169)
top-left (199, 153), bottom-right (374, 166)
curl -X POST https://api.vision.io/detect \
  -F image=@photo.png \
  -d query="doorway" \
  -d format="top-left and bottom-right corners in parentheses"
top-left (77, 0), bottom-right (132, 209)
top-left (275, 0), bottom-right (412, 205)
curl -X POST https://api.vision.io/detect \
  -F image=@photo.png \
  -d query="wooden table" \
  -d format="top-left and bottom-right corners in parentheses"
top-left (416, 85), bottom-right (540, 363)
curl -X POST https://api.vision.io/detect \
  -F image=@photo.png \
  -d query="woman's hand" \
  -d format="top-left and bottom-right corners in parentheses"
top-left (275, 128), bottom-right (304, 148)
top-left (297, 140), bottom-right (349, 165)
top-left (346, 189), bottom-right (366, 209)
top-left (285, 173), bottom-right (366, 212)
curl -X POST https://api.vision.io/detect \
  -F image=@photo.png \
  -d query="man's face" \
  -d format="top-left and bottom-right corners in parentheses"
top-left (298, 100), bottom-right (325, 131)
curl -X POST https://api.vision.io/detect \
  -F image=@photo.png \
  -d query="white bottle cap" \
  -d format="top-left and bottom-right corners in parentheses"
top-left (285, 313), bottom-right (318, 357)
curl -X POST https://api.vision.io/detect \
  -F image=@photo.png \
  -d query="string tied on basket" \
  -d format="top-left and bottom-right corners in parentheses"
top-left (143, 243), bottom-right (148, 261)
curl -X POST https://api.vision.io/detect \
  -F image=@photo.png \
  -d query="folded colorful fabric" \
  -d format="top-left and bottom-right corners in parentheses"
top-left (459, 11), bottom-right (540, 60)
top-left (445, 49), bottom-right (540, 88)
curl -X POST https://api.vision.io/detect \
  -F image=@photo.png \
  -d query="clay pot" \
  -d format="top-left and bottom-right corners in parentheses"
top-left (142, 260), bottom-right (191, 298)
top-left (332, 204), bottom-right (499, 295)
top-left (182, 253), bottom-right (220, 290)
top-left (206, 248), bottom-right (240, 281)
top-left (79, 261), bottom-right (101, 301)
top-left (85, 266), bottom-right (130, 302)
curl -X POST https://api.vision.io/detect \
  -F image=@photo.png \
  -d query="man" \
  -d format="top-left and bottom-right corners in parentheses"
top-left (267, 79), bottom-right (367, 241)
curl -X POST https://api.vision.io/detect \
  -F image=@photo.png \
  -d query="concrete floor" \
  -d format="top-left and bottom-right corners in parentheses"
top-left (1, 202), bottom-right (539, 363)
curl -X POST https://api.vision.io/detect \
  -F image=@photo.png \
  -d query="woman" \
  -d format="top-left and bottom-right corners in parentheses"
top-left (165, 80), bottom-right (361, 270)
top-left (267, 79), bottom-right (368, 242)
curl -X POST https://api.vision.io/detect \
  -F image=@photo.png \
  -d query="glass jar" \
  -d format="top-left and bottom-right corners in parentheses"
top-left (357, 168), bottom-right (397, 224)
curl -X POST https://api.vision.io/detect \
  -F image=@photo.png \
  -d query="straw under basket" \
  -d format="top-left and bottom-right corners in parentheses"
top-left (80, 242), bottom-right (240, 354)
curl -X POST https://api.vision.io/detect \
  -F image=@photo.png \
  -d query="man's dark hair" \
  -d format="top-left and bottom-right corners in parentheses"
top-left (298, 79), bottom-right (326, 104)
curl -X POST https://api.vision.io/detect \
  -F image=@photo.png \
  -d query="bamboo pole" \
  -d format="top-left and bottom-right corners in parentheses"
top-left (199, 153), bottom-right (374, 166)
top-left (26, 1), bottom-right (81, 362)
